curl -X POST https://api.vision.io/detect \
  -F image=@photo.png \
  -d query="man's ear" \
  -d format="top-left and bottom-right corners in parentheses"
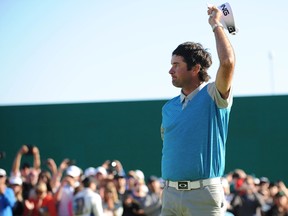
top-left (192, 64), bottom-right (201, 74)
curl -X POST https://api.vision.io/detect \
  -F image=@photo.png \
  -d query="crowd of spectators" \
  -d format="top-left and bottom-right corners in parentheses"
top-left (0, 145), bottom-right (288, 216)
top-left (0, 145), bottom-right (162, 216)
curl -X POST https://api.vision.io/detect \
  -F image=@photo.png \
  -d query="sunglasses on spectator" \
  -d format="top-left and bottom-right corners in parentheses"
top-left (36, 190), bottom-right (45, 195)
top-left (0, 175), bottom-right (5, 178)
top-left (10, 184), bottom-right (21, 187)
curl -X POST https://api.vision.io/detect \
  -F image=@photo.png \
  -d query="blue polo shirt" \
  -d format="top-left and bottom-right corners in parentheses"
top-left (161, 82), bottom-right (232, 181)
top-left (0, 187), bottom-right (15, 216)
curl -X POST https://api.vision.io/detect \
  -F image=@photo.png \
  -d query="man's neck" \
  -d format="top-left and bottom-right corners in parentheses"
top-left (182, 82), bottom-right (203, 96)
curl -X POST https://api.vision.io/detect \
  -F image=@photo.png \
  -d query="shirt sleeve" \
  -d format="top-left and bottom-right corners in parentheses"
top-left (92, 195), bottom-right (104, 216)
top-left (47, 197), bottom-right (58, 216)
top-left (2, 187), bottom-right (16, 208)
top-left (207, 82), bottom-right (233, 108)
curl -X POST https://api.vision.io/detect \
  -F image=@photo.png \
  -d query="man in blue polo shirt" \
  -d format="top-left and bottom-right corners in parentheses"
top-left (0, 169), bottom-right (16, 216)
top-left (160, 5), bottom-right (235, 216)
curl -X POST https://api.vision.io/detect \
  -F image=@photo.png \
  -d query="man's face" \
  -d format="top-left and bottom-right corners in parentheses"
top-left (28, 170), bottom-right (39, 185)
top-left (169, 55), bottom-right (192, 88)
top-left (0, 175), bottom-right (6, 185)
top-left (63, 175), bottom-right (76, 186)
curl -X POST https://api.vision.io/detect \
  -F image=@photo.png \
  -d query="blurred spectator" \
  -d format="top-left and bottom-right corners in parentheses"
top-left (112, 170), bottom-right (143, 216)
top-left (278, 181), bottom-right (288, 197)
top-left (29, 170), bottom-right (53, 200)
top-left (259, 177), bottom-right (271, 203)
top-left (126, 171), bottom-right (138, 194)
top-left (230, 175), bottom-right (265, 216)
top-left (24, 169), bottom-right (40, 200)
top-left (54, 161), bottom-right (82, 216)
top-left (23, 182), bottom-right (57, 216)
top-left (95, 166), bottom-right (108, 200)
top-left (142, 175), bottom-right (162, 216)
top-left (102, 160), bottom-right (125, 180)
top-left (5, 145), bottom-right (288, 216)
top-left (230, 169), bottom-right (246, 195)
top-left (122, 193), bottom-right (144, 216)
top-left (11, 145), bottom-right (41, 178)
top-left (8, 176), bottom-right (24, 216)
top-left (130, 179), bottom-right (148, 216)
top-left (265, 191), bottom-right (288, 216)
top-left (259, 178), bottom-right (277, 213)
top-left (73, 176), bottom-right (103, 216)
top-left (102, 181), bottom-right (123, 216)
top-left (0, 168), bottom-right (16, 216)
top-left (11, 145), bottom-right (41, 200)
top-left (43, 158), bottom-right (58, 193)
top-left (113, 173), bottom-right (127, 202)
top-left (121, 170), bottom-right (148, 216)
top-left (222, 177), bottom-right (235, 216)
top-left (269, 182), bottom-right (280, 200)
top-left (38, 171), bottom-right (53, 193)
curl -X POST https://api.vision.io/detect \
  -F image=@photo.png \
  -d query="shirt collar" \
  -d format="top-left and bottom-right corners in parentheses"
top-left (180, 82), bottom-right (207, 103)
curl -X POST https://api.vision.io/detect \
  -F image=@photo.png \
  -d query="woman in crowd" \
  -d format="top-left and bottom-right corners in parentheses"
top-left (102, 181), bottom-right (123, 216)
top-left (23, 182), bottom-right (57, 216)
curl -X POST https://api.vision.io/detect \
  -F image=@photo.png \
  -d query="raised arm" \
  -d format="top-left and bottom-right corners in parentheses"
top-left (11, 145), bottom-right (28, 176)
top-left (208, 6), bottom-right (235, 99)
top-left (32, 146), bottom-right (41, 172)
top-left (51, 158), bottom-right (70, 193)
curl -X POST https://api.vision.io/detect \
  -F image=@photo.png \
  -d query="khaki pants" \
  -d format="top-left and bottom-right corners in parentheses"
top-left (161, 183), bottom-right (225, 216)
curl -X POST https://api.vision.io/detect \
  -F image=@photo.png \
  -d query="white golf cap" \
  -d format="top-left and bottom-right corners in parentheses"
top-left (84, 167), bottom-right (97, 177)
top-left (66, 165), bottom-right (82, 178)
top-left (95, 166), bottom-right (107, 176)
top-left (9, 176), bottom-right (23, 185)
top-left (208, 2), bottom-right (239, 35)
top-left (0, 168), bottom-right (6, 176)
top-left (135, 169), bottom-right (145, 180)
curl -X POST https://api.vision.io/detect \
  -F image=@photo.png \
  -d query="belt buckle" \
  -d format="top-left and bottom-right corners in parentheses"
top-left (177, 181), bottom-right (190, 190)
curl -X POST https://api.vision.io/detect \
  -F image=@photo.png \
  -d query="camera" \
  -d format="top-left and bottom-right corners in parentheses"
top-left (107, 161), bottom-right (118, 176)
top-left (26, 145), bottom-right (34, 155)
top-left (0, 151), bottom-right (6, 159)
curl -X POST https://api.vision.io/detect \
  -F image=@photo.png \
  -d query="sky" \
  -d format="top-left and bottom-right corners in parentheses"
top-left (0, 0), bottom-right (287, 105)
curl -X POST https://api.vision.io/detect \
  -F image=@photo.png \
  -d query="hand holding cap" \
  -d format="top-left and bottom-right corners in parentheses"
top-left (207, 2), bottom-right (239, 35)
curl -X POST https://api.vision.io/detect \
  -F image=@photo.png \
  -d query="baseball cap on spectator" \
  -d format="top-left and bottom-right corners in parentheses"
top-left (66, 165), bottom-right (82, 178)
top-left (0, 168), bottom-right (6, 176)
top-left (260, 177), bottom-right (270, 184)
top-left (95, 166), bottom-right (107, 177)
top-left (9, 176), bottom-right (22, 185)
top-left (135, 169), bottom-right (145, 180)
top-left (147, 175), bottom-right (158, 184)
top-left (84, 167), bottom-right (97, 177)
top-left (254, 177), bottom-right (260, 185)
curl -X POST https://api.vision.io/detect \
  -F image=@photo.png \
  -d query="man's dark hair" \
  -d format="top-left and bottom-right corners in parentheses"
top-left (82, 176), bottom-right (97, 188)
top-left (172, 42), bottom-right (212, 82)
top-left (21, 162), bottom-right (31, 170)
